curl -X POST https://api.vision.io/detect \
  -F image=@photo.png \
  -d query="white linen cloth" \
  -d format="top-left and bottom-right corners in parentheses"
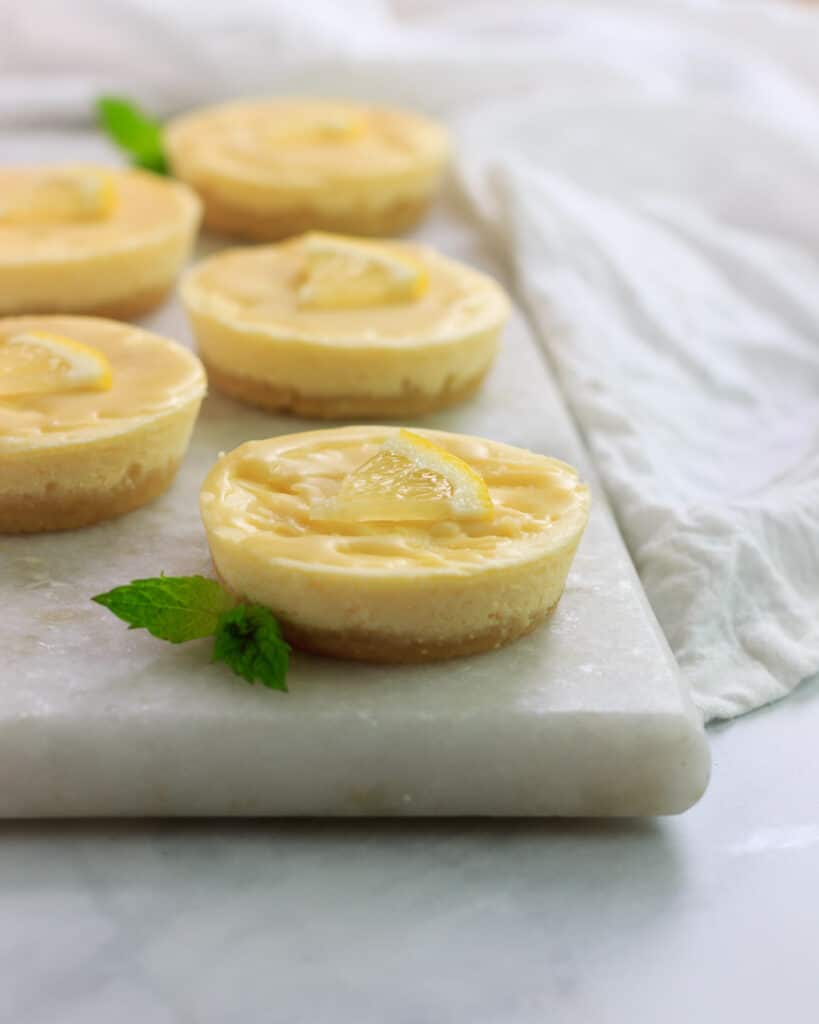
top-left (2, 0), bottom-right (818, 720)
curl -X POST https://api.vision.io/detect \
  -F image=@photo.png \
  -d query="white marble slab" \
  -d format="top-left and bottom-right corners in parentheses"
top-left (0, 137), bottom-right (708, 816)
top-left (5, 688), bottom-right (817, 1024)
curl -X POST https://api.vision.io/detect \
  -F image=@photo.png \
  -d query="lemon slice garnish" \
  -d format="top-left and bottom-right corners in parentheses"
top-left (266, 111), bottom-right (367, 146)
top-left (311, 429), bottom-right (494, 524)
top-left (0, 331), bottom-right (113, 398)
top-left (0, 170), bottom-right (117, 224)
top-left (297, 232), bottom-right (429, 310)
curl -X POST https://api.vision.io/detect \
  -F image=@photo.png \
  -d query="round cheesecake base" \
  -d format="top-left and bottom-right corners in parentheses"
top-left (0, 400), bottom-right (201, 534)
top-left (210, 538), bottom-right (582, 666)
top-left (195, 189), bottom-right (436, 242)
top-left (82, 283), bottom-right (174, 321)
top-left (0, 459), bottom-right (182, 533)
top-left (204, 359), bottom-right (487, 419)
top-left (280, 600), bottom-right (558, 663)
top-left (202, 426), bottom-right (589, 666)
top-left (0, 284), bottom-right (174, 323)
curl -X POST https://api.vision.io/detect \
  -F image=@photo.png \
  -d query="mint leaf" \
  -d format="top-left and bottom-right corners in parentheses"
top-left (213, 605), bottom-right (290, 691)
top-left (93, 575), bottom-right (236, 643)
top-left (95, 96), bottom-right (168, 174)
top-left (93, 575), bottom-right (291, 692)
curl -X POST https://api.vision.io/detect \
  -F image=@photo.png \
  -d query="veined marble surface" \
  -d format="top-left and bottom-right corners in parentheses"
top-left (3, 679), bottom-right (819, 1023)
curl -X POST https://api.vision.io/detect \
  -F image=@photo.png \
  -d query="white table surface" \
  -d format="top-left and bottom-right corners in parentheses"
top-left (4, 130), bottom-right (819, 1023)
top-left (3, 679), bottom-right (819, 1024)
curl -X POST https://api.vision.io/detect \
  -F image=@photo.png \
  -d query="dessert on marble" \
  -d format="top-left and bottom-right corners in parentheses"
top-left (200, 426), bottom-right (589, 662)
top-left (0, 165), bottom-right (200, 318)
top-left (0, 316), bottom-right (206, 532)
top-left (164, 98), bottom-right (450, 240)
top-left (181, 232), bottom-right (509, 418)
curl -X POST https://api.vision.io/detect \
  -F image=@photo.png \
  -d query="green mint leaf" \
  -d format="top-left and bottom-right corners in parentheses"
top-left (93, 575), bottom-right (236, 643)
top-left (95, 96), bottom-right (168, 174)
top-left (213, 605), bottom-right (290, 692)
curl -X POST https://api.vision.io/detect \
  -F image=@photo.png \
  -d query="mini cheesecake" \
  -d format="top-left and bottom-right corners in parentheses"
top-left (0, 166), bottom-right (201, 318)
top-left (164, 98), bottom-right (450, 240)
top-left (181, 233), bottom-right (509, 419)
top-left (200, 426), bottom-right (589, 662)
top-left (0, 316), bottom-right (206, 532)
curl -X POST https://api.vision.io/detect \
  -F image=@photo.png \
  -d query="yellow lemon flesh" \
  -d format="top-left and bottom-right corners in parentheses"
top-left (265, 110), bottom-right (367, 146)
top-left (0, 331), bottom-right (113, 397)
top-left (0, 170), bottom-right (116, 224)
top-left (297, 232), bottom-right (429, 310)
top-left (311, 428), bottom-right (494, 523)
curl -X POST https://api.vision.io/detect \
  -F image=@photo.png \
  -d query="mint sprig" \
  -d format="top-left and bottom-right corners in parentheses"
top-left (93, 575), bottom-right (290, 692)
top-left (95, 96), bottom-right (168, 175)
top-left (213, 605), bottom-right (289, 689)
top-left (93, 575), bottom-right (234, 642)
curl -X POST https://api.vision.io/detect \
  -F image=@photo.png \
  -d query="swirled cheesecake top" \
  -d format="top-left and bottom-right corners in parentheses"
top-left (200, 426), bottom-right (590, 577)
top-left (0, 166), bottom-right (200, 264)
top-left (181, 235), bottom-right (509, 347)
top-left (0, 316), bottom-right (206, 451)
top-left (165, 98), bottom-right (449, 188)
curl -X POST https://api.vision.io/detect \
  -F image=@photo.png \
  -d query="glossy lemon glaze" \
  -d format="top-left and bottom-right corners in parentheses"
top-left (165, 99), bottom-right (449, 190)
top-left (0, 167), bottom-right (200, 262)
top-left (201, 427), bottom-right (589, 576)
top-left (182, 236), bottom-right (507, 346)
top-left (0, 317), bottom-right (206, 451)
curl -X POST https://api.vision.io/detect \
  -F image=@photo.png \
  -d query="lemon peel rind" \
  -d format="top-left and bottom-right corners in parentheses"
top-left (296, 232), bottom-right (429, 311)
top-left (1, 330), bottom-right (113, 395)
top-left (309, 427), bottom-right (494, 525)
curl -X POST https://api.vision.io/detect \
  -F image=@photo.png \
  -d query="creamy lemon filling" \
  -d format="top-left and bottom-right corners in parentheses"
top-left (0, 167), bottom-right (198, 263)
top-left (0, 331), bottom-right (113, 397)
top-left (260, 107), bottom-right (367, 145)
top-left (0, 169), bottom-right (116, 224)
top-left (202, 427), bottom-right (588, 575)
top-left (165, 98), bottom-right (449, 193)
top-left (0, 317), bottom-right (206, 451)
top-left (184, 238), bottom-right (503, 340)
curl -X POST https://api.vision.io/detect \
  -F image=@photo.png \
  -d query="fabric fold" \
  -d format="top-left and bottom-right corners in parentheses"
top-left (478, 162), bottom-right (819, 719)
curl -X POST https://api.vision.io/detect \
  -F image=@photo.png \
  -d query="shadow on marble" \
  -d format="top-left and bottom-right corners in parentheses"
top-left (0, 816), bottom-right (686, 1024)
top-left (0, 815), bottom-right (667, 846)
top-left (0, 818), bottom-right (684, 930)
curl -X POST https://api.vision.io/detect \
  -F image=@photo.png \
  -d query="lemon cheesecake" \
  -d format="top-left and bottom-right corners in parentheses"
top-left (200, 426), bottom-right (589, 662)
top-left (0, 316), bottom-right (206, 532)
top-left (0, 166), bottom-right (201, 318)
top-left (164, 98), bottom-right (450, 240)
top-left (182, 232), bottom-right (509, 418)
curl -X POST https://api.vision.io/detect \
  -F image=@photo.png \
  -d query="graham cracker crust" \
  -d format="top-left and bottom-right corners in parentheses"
top-left (203, 360), bottom-right (488, 419)
top-left (0, 459), bottom-right (181, 534)
top-left (1, 283), bottom-right (173, 323)
top-left (84, 284), bottom-right (175, 320)
top-left (279, 601), bottom-right (558, 663)
top-left (197, 190), bottom-right (437, 241)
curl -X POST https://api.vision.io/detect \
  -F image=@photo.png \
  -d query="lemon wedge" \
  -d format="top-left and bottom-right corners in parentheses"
top-left (0, 170), bottom-right (116, 224)
top-left (311, 429), bottom-right (494, 523)
top-left (0, 331), bottom-right (113, 398)
top-left (297, 233), bottom-right (428, 310)
top-left (268, 111), bottom-right (367, 145)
